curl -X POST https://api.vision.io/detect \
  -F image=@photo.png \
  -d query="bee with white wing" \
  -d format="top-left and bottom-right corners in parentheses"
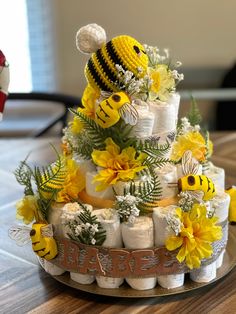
top-left (178, 150), bottom-right (216, 201)
top-left (95, 91), bottom-right (138, 128)
top-left (9, 223), bottom-right (58, 260)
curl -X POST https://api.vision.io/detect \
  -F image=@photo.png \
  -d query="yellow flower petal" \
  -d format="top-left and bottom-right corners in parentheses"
top-left (16, 195), bottom-right (38, 224)
top-left (81, 84), bottom-right (99, 119)
top-left (165, 204), bottom-right (223, 269)
top-left (171, 131), bottom-right (207, 162)
top-left (185, 254), bottom-right (201, 269)
top-left (91, 138), bottom-right (146, 191)
top-left (166, 236), bottom-right (183, 251)
top-left (148, 65), bottom-right (175, 101)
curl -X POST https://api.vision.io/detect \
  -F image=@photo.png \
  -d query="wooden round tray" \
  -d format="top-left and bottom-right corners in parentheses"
top-left (51, 225), bottom-right (236, 298)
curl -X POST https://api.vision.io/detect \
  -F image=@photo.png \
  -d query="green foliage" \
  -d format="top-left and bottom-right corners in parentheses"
top-left (143, 156), bottom-right (171, 169)
top-left (72, 130), bottom-right (94, 160)
top-left (70, 109), bottom-right (136, 157)
top-left (34, 153), bottom-right (66, 194)
top-left (14, 147), bottom-right (66, 221)
top-left (68, 205), bottom-right (106, 246)
top-left (135, 138), bottom-right (171, 169)
top-left (135, 138), bottom-right (171, 157)
top-left (109, 120), bottom-right (136, 150)
top-left (187, 96), bottom-right (202, 126)
top-left (70, 108), bottom-right (109, 150)
top-left (126, 167), bottom-right (162, 213)
top-left (14, 157), bottom-right (34, 196)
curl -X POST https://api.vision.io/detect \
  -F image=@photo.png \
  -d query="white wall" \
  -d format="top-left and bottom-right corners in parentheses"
top-left (50, 0), bottom-right (236, 97)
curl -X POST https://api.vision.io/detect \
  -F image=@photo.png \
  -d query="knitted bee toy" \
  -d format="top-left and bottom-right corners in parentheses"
top-left (76, 23), bottom-right (148, 92)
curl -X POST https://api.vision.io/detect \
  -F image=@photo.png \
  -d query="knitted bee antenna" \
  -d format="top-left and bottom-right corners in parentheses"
top-left (76, 23), bottom-right (107, 54)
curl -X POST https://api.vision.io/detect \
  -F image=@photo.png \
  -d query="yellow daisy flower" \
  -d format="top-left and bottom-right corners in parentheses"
top-left (148, 64), bottom-right (175, 101)
top-left (69, 84), bottom-right (99, 135)
top-left (91, 138), bottom-right (146, 191)
top-left (42, 158), bottom-right (85, 203)
top-left (81, 84), bottom-right (99, 120)
top-left (166, 205), bottom-right (222, 269)
top-left (171, 131), bottom-right (208, 162)
top-left (16, 195), bottom-right (38, 224)
top-left (69, 115), bottom-right (84, 135)
top-left (56, 158), bottom-right (85, 202)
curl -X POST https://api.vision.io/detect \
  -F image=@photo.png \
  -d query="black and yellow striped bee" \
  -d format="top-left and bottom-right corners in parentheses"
top-left (30, 223), bottom-right (58, 260)
top-left (178, 150), bottom-right (216, 201)
top-left (9, 223), bottom-right (58, 260)
top-left (95, 91), bottom-right (138, 128)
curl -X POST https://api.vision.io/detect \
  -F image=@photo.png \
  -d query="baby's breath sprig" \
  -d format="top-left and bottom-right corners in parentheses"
top-left (63, 203), bottom-right (106, 246)
top-left (115, 193), bottom-right (141, 225)
top-left (115, 64), bottom-right (148, 98)
top-left (166, 210), bottom-right (182, 236)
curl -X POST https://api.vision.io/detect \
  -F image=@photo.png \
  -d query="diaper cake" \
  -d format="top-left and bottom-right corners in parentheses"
top-left (11, 24), bottom-right (235, 292)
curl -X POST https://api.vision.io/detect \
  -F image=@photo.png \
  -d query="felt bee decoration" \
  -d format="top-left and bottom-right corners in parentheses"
top-left (178, 150), bottom-right (216, 201)
top-left (95, 91), bottom-right (138, 128)
top-left (9, 223), bottom-right (58, 260)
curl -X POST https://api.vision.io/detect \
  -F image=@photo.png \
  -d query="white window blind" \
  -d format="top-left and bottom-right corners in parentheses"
top-left (26, 0), bottom-right (56, 91)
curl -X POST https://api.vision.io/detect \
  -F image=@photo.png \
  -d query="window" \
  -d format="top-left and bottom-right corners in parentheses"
top-left (0, 0), bottom-right (56, 92)
top-left (0, 0), bottom-right (32, 92)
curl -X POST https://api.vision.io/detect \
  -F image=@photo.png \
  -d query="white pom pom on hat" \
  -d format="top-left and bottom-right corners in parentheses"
top-left (76, 23), bottom-right (107, 54)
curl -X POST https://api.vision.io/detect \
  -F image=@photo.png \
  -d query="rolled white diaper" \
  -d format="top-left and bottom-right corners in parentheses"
top-left (157, 274), bottom-right (184, 289)
top-left (39, 258), bottom-right (65, 276)
top-left (59, 203), bottom-right (96, 285)
top-left (96, 276), bottom-right (124, 289)
top-left (93, 209), bottom-right (123, 248)
top-left (70, 272), bottom-right (95, 284)
top-left (190, 262), bottom-right (216, 283)
top-left (148, 100), bottom-right (177, 134)
top-left (155, 164), bottom-right (178, 198)
top-left (48, 203), bottom-right (65, 237)
top-left (94, 208), bottom-right (124, 288)
top-left (121, 216), bottom-right (154, 249)
top-left (121, 216), bottom-right (156, 290)
top-left (167, 92), bottom-right (180, 125)
top-left (152, 205), bottom-right (178, 247)
top-left (203, 162), bottom-right (225, 190)
top-left (73, 156), bottom-right (96, 177)
top-left (60, 202), bottom-right (93, 238)
top-left (216, 249), bottom-right (225, 269)
top-left (129, 100), bottom-right (155, 138)
top-left (152, 206), bottom-right (185, 288)
top-left (211, 189), bottom-right (230, 223)
top-left (86, 171), bottom-right (115, 200)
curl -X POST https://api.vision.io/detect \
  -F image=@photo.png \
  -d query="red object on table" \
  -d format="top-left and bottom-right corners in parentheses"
top-left (0, 50), bottom-right (10, 120)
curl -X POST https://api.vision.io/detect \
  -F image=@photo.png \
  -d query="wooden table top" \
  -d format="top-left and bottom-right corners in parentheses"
top-left (1, 133), bottom-right (236, 314)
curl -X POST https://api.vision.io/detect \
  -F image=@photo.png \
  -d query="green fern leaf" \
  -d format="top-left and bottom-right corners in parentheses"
top-left (135, 138), bottom-right (171, 158)
top-left (14, 159), bottom-right (34, 195)
top-left (187, 96), bottom-right (202, 126)
top-left (126, 168), bottom-right (162, 213)
top-left (70, 108), bottom-right (108, 149)
top-left (34, 153), bottom-right (66, 194)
